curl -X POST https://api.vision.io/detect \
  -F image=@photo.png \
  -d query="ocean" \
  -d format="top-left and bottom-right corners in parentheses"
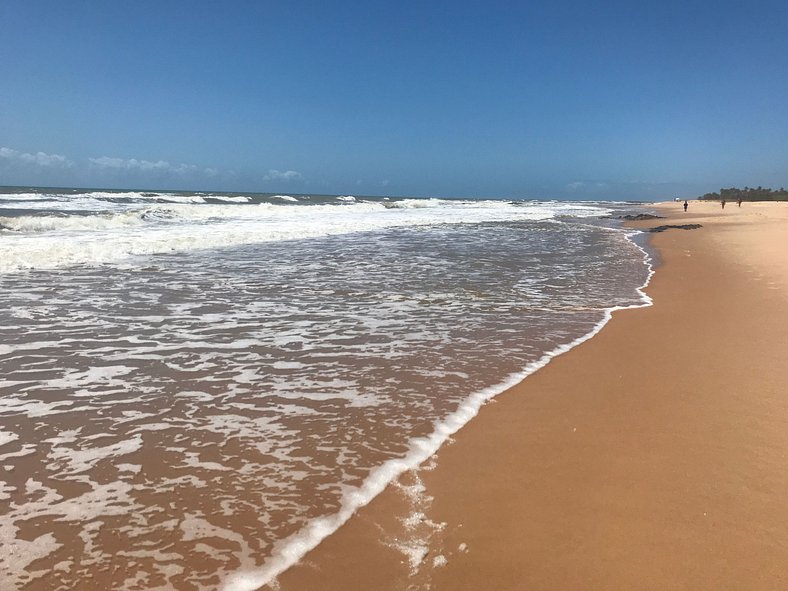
top-left (0, 187), bottom-right (653, 590)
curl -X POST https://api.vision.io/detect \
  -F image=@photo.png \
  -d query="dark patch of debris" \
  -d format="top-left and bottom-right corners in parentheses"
top-left (648, 224), bottom-right (703, 233)
top-left (620, 213), bottom-right (664, 220)
top-left (600, 213), bottom-right (664, 221)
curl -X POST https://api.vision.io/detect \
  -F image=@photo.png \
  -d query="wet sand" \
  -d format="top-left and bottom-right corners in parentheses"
top-left (267, 201), bottom-right (788, 591)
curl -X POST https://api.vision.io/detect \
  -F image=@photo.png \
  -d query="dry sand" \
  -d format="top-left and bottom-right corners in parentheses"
top-left (268, 201), bottom-right (788, 591)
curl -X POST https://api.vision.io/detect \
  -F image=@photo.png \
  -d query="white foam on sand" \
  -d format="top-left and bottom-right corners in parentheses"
top-left (0, 528), bottom-right (62, 588)
top-left (395, 541), bottom-right (429, 575)
top-left (0, 431), bottom-right (19, 448)
top-left (220, 229), bottom-right (655, 591)
top-left (0, 480), bottom-right (15, 502)
top-left (0, 397), bottom-right (75, 418)
top-left (116, 463), bottom-right (142, 474)
top-left (384, 467), bottom-right (447, 576)
top-left (432, 554), bottom-right (448, 568)
top-left (45, 434), bottom-right (143, 476)
top-left (0, 478), bottom-right (144, 588)
top-left (0, 443), bottom-right (37, 462)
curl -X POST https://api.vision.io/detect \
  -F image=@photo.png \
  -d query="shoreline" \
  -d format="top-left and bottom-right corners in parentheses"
top-left (224, 212), bottom-right (656, 590)
top-left (264, 200), bottom-right (788, 590)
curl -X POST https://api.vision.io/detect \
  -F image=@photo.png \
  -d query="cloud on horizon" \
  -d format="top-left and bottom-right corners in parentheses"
top-left (263, 169), bottom-right (303, 182)
top-left (0, 146), bottom-right (73, 168)
top-left (88, 156), bottom-right (217, 176)
top-left (1, 146), bottom-right (315, 191)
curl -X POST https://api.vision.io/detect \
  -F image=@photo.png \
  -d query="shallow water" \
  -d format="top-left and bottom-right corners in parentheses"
top-left (0, 190), bottom-right (651, 589)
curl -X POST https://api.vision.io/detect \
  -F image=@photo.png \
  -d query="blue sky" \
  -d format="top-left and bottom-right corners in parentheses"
top-left (1, 0), bottom-right (786, 199)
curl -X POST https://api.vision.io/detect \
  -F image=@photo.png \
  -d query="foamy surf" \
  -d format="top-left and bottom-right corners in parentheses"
top-left (0, 194), bottom-right (609, 271)
top-left (0, 188), bottom-right (655, 589)
top-left (221, 230), bottom-right (655, 590)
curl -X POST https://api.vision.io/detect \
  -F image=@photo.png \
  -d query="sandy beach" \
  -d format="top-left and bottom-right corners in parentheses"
top-left (268, 201), bottom-right (788, 591)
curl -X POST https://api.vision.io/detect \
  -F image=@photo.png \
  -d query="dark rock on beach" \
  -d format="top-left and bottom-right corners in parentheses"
top-left (648, 224), bottom-right (703, 233)
top-left (600, 213), bottom-right (664, 220)
top-left (620, 213), bottom-right (664, 220)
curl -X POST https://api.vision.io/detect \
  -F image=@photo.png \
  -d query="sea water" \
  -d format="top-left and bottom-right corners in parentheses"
top-left (0, 188), bottom-right (652, 589)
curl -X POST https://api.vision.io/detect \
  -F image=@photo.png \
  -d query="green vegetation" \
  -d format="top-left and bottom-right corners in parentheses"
top-left (699, 186), bottom-right (788, 201)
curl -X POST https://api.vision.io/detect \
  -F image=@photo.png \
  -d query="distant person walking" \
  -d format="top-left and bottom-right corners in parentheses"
top-left (737, 197), bottom-right (742, 207)
top-left (721, 199), bottom-right (726, 209)
top-left (683, 200), bottom-right (688, 212)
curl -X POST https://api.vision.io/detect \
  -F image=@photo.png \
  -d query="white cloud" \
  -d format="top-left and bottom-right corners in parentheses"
top-left (1, 146), bottom-right (72, 167)
top-left (88, 156), bottom-right (213, 176)
top-left (263, 169), bottom-right (303, 182)
top-left (90, 156), bottom-right (164, 170)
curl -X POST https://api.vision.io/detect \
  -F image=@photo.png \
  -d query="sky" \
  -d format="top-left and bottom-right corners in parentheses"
top-left (1, 0), bottom-right (787, 200)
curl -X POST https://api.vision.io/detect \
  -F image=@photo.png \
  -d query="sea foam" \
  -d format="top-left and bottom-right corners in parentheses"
top-left (0, 198), bottom-right (608, 271)
top-left (0, 190), bottom-right (654, 589)
top-left (221, 229), bottom-right (654, 590)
